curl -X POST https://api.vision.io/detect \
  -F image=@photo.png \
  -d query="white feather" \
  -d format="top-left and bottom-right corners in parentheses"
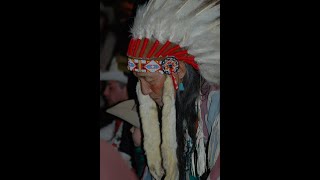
top-left (176, 0), bottom-right (205, 18)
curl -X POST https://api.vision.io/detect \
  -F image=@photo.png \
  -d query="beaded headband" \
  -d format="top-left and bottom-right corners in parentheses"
top-left (127, 56), bottom-right (179, 75)
top-left (127, 38), bottom-right (199, 90)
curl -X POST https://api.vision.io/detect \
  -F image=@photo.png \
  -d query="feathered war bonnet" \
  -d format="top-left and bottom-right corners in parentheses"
top-left (127, 0), bottom-right (220, 179)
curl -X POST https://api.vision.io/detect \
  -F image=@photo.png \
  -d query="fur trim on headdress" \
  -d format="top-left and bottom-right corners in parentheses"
top-left (136, 76), bottom-right (179, 179)
top-left (161, 76), bottom-right (179, 179)
top-left (136, 83), bottom-right (164, 180)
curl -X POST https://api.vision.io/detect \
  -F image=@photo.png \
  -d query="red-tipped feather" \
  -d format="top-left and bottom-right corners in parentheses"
top-left (162, 45), bottom-right (180, 57)
top-left (172, 50), bottom-right (188, 56)
top-left (129, 39), bottom-right (137, 56)
top-left (146, 40), bottom-right (160, 58)
top-left (154, 40), bottom-right (171, 57)
top-left (133, 39), bottom-right (141, 57)
top-left (139, 38), bottom-right (149, 57)
top-left (127, 38), bottom-right (134, 56)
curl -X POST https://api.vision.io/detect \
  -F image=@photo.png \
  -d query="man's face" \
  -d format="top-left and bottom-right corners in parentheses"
top-left (103, 80), bottom-right (127, 107)
top-left (133, 72), bottom-right (167, 106)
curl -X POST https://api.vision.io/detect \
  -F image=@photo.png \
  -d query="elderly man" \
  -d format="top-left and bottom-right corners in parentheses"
top-left (125, 0), bottom-right (220, 179)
